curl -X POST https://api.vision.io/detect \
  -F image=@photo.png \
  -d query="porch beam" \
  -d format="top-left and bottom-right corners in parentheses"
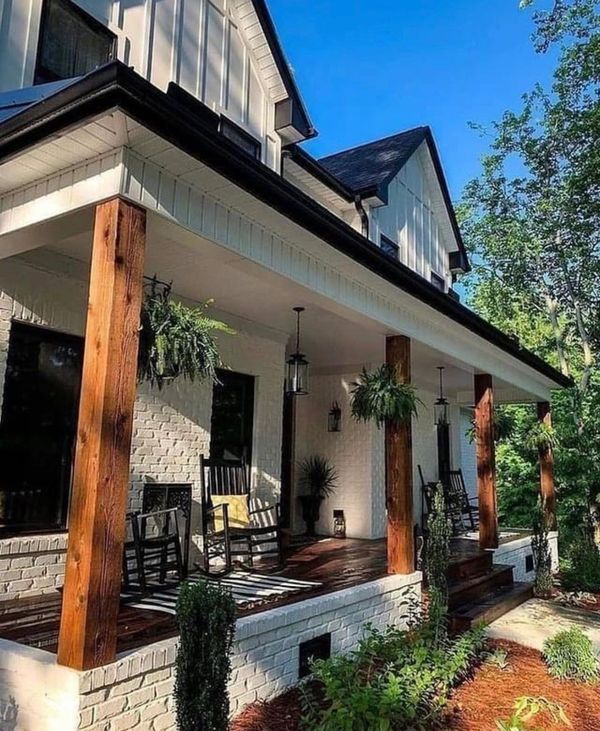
top-left (537, 401), bottom-right (557, 529)
top-left (474, 373), bottom-right (499, 549)
top-left (57, 197), bottom-right (146, 670)
top-left (385, 335), bottom-right (415, 574)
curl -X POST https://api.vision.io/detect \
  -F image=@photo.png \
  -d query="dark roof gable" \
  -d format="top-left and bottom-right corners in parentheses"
top-left (319, 127), bottom-right (427, 197)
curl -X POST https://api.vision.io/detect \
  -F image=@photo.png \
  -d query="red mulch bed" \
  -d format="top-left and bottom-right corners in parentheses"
top-left (231, 641), bottom-right (600, 731)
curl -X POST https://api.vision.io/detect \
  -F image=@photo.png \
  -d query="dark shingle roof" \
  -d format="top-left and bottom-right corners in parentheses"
top-left (318, 126), bottom-right (428, 195)
top-left (0, 78), bottom-right (80, 123)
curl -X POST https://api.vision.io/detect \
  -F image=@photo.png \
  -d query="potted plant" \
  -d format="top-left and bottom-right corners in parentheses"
top-left (350, 365), bottom-right (420, 427)
top-left (138, 276), bottom-right (233, 389)
top-left (297, 455), bottom-right (338, 536)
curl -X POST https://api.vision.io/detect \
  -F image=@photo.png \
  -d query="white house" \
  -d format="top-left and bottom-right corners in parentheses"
top-left (0, 1), bottom-right (566, 729)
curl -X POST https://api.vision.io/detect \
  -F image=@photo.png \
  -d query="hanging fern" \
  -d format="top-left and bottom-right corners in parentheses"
top-left (350, 365), bottom-right (421, 428)
top-left (467, 409), bottom-right (516, 444)
top-left (525, 421), bottom-right (559, 452)
top-left (138, 277), bottom-right (234, 389)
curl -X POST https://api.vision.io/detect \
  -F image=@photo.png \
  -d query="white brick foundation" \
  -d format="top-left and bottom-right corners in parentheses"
top-left (0, 534), bottom-right (67, 601)
top-left (491, 531), bottom-right (559, 582)
top-left (0, 573), bottom-right (422, 730)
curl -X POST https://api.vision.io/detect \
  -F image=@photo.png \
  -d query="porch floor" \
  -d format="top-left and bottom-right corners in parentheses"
top-left (0, 536), bottom-right (488, 655)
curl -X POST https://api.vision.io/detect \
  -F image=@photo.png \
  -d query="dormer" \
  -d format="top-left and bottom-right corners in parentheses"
top-left (0, 0), bottom-right (314, 171)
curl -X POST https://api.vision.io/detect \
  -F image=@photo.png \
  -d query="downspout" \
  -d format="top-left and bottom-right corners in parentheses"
top-left (354, 195), bottom-right (369, 239)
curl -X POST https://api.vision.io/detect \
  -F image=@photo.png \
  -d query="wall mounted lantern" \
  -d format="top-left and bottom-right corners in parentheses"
top-left (286, 307), bottom-right (309, 396)
top-left (328, 401), bottom-right (342, 432)
top-left (434, 366), bottom-right (449, 426)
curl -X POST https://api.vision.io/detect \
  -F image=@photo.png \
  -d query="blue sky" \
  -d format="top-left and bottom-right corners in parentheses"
top-left (269, 0), bottom-right (557, 200)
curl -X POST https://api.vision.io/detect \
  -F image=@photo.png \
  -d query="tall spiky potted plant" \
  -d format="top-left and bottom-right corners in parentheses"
top-left (297, 456), bottom-right (338, 536)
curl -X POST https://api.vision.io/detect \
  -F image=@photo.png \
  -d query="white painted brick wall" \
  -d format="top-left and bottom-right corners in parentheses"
top-left (0, 253), bottom-right (285, 596)
top-left (0, 533), bottom-right (67, 599)
top-left (0, 573), bottom-right (422, 731)
top-left (491, 531), bottom-right (559, 582)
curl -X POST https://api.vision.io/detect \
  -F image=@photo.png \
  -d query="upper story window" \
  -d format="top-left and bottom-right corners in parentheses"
top-left (35, 0), bottom-right (116, 84)
top-left (431, 272), bottom-right (446, 292)
top-left (220, 118), bottom-right (262, 161)
top-left (380, 234), bottom-right (399, 260)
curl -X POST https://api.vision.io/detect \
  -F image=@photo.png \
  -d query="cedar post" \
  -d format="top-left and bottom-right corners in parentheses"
top-left (474, 373), bottom-right (499, 549)
top-left (385, 335), bottom-right (415, 574)
top-left (537, 401), bottom-right (557, 530)
top-left (57, 198), bottom-right (146, 670)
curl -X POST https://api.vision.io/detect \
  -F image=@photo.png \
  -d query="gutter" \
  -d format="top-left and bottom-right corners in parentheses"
top-left (0, 62), bottom-right (572, 390)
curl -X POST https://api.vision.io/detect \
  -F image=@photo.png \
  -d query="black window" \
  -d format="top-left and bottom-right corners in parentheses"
top-left (380, 234), bottom-right (399, 260)
top-left (220, 118), bottom-right (261, 160)
top-left (209, 370), bottom-right (255, 464)
top-left (0, 322), bottom-right (83, 535)
top-left (35, 0), bottom-right (116, 84)
top-left (431, 272), bottom-right (446, 292)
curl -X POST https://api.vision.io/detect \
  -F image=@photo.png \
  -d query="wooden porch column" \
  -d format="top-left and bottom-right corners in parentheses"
top-left (386, 335), bottom-right (415, 574)
top-left (537, 401), bottom-right (557, 530)
top-left (57, 198), bottom-right (146, 670)
top-left (474, 373), bottom-right (499, 549)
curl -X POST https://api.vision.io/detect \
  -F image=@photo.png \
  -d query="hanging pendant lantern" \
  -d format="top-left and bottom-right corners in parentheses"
top-left (286, 307), bottom-right (309, 396)
top-left (434, 366), bottom-right (449, 426)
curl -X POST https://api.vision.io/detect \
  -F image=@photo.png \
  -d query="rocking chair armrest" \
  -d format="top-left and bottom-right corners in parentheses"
top-left (204, 503), bottom-right (230, 535)
top-left (249, 502), bottom-right (280, 516)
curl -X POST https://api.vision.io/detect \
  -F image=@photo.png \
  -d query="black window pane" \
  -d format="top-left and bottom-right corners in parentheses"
top-left (0, 323), bottom-right (83, 535)
top-left (431, 272), bottom-right (446, 292)
top-left (209, 370), bottom-right (255, 464)
top-left (380, 234), bottom-right (399, 259)
top-left (221, 119), bottom-right (261, 160)
top-left (36, 0), bottom-right (114, 83)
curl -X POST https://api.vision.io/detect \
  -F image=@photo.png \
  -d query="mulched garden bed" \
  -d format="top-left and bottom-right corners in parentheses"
top-left (231, 640), bottom-right (600, 731)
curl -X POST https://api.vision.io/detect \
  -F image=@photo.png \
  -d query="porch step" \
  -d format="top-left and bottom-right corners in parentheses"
top-left (449, 581), bottom-right (534, 633)
top-left (447, 551), bottom-right (493, 583)
top-left (448, 564), bottom-right (514, 610)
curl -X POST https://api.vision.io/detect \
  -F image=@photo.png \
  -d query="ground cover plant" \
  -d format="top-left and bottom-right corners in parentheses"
top-left (542, 627), bottom-right (599, 683)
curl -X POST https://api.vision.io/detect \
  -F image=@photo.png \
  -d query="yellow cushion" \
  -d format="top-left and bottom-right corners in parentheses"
top-left (210, 494), bottom-right (250, 531)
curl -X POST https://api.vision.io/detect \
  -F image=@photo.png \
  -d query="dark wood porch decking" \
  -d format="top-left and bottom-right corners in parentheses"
top-left (0, 536), bottom-right (491, 655)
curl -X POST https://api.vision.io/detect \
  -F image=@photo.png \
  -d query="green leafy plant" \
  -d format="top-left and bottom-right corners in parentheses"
top-left (496, 696), bottom-right (571, 730)
top-left (138, 276), bottom-right (233, 389)
top-left (542, 627), bottom-right (599, 683)
top-left (560, 530), bottom-right (600, 592)
top-left (531, 501), bottom-right (553, 598)
top-left (297, 455), bottom-right (338, 500)
top-left (301, 622), bottom-right (487, 731)
top-left (467, 409), bottom-right (516, 444)
top-left (175, 580), bottom-right (236, 731)
top-left (525, 421), bottom-right (559, 453)
top-left (350, 365), bottom-right (421, 428)
top-left (425, 483), bottom-right (451, 648)
top-left (485, 647), bottom-right (511, 671)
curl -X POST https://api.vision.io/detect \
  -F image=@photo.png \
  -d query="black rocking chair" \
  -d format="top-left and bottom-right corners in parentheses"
top-left (418, 465), bottom-right (479, 536)
top-left (200, 456), bottom-right (283, 575)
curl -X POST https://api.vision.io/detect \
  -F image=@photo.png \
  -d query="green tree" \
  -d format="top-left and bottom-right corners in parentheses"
top-left (460, 1), bottom-right (600, 542)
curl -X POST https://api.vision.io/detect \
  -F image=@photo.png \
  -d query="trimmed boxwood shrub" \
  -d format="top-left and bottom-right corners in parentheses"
top-left (175, 580), bottom-right (236, 731)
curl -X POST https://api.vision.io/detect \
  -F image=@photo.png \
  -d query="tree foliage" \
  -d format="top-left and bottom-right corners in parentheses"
top-left (460, 1), bottom-right (600, 541)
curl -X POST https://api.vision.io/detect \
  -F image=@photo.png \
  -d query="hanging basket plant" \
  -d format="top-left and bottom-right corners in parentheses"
top-left (467, 409), bottom-right (516, 444)
top-left (138, 276), bottom-right (234, 390)
top-left (350, 365), bottom-right (421, 428)
top-left (525, 421), bottom-right (559, 452)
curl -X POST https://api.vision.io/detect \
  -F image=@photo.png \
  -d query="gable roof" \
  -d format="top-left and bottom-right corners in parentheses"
top-left (319, 127), bottom-right (427, 197)
top-left (318, 126), bottom-right (470, 272)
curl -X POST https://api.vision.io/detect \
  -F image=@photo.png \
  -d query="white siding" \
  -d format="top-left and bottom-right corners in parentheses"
top-left (370, 144), bottom-right (453, 289)
top-left (0, 0), bottom-right (278, 167)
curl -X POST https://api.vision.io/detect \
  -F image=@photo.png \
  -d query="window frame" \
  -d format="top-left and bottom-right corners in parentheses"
top-left (34, 0), bottom-right (117, 85)
top-left (430, 271), bottom-right (446, 292)
top-left (380, 234), bottom-right (400, 260)
top-left (220, 117), bottom-right (262, 161)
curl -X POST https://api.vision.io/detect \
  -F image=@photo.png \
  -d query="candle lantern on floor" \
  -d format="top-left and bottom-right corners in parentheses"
top-left (333, 509), bottom-right (346, 539)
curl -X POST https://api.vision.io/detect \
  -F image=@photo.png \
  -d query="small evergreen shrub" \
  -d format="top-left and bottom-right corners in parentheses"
top-left (425, 483), bottom-right (451, 647)
top-left (175, 580), bottom-right (236, 731)
top-left (531, 502), bottom-right (553, 598)
top-left (542, 627), bottom-right (598, 683)
top-left (560, 531), bottom-right (600, 593)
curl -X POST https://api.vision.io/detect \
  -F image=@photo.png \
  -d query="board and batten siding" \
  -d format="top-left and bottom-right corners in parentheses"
top-left (0, 0), bottom-right (281, 168)
top-left (369, 144), bottom-right (453, 289)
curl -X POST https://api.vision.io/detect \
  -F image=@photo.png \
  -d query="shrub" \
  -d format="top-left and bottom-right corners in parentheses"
top-left (531, 502), bottom-right (553, 598)
top-left (560, 531), bottom-right (600, 593)
top-left (425, 483), bottom-right (451, 647)
top-left (542, 627), bottom-right (598, 683)
top-left (301, 622), bottom-right (487, 730)
top-left (175, 580), bottom-right (236, 731)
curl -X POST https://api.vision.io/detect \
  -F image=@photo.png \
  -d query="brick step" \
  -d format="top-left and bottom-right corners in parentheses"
top-left (449, 582), bottom-right (534, 633)
top-left (448, 564), bottom-right (514, 610)
top-left (447, 551), bottom-right (493, 583)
